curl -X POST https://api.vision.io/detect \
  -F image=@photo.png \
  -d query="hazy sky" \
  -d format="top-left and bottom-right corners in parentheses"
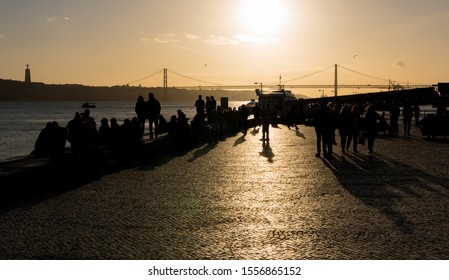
top-left (1, 0), bottom-right (449, 96)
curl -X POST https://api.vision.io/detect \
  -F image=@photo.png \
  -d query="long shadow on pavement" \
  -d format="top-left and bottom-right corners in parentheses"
top-left (322, 152), bottom-right (449, 234)
top-left (0, 139), bottom-right (213, 214)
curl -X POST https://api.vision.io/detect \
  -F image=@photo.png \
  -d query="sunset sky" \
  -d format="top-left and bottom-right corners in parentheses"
top-left (1, 0), bottom-right (449, 97)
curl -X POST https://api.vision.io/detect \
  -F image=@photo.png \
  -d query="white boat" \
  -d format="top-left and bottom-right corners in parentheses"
top-left (255, 80), bottom-right (297, 116)
top-left (81, 102), bottom-right (96, 109)
top-left (243, 98), bottom-right (258, 113)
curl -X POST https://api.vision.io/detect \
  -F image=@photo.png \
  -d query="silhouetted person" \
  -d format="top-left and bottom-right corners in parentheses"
top-left (365, 104), bottom-right (380, 153)
top-left (413, 104), bottom-right (421, 125)
top-left (110, 118), bottom-right (121, 146)
top-left (239, 104), bottom-right (250, 136)
top-left (225, 107), bottom-right (239, 134)
top-left (66, 112), bottom-right (90, 160)
top-left (378, 111), bottom-right (390, 135)
top-left (286, 104), bottom-right (299, 130)
top-left (119, 118), bottom-right (132, 147)
top-left (147, 92), bottom-right (161, 139)
top-left (346, 105), bottom-right (361, 153)
top-left (177, 109), bottom-right (187, 122)
top-left (210, 96), bottom-right (217, 111)
top-left (314, 103), bottom-right (325, 157)
top-left (135, 95), bottom-right (147, 135)
top-left (98, 117), bottom-right (112, 146)
top-left (420, 113), bottom-right (437, 139)
top-left (271, 107), bottom-right (279, 127)
top-left (337, 105), bottom-right (351, 154)
top-left (216, 106), bottom-right (225, 140)
top-left (208, 109), bottom-right (220, 143)
top-left (176, 109), bottom-right (191, 147)
top-left (50, 121), bottom-right (68, 157)
top-left (82, 109), bottom-right (99, 148)
top-left (322, 102), bottom-right (337, 160)
top-left (191, 113), bottom-right (208, 144)
top-left (402, 103), bottom-right (413, 136)
top-left (195, 95), bottom-right (206, 117)
top-left (389, 102), bottom-right (400, 136)
top-left (33, 121), bottom-right (67, 158)
top-left (83, 109), bottom-right (96, 126)
top-left (167, 115), bottom-right (178, 140)
top-left (130, 116), bottom-right (143, 142)
top-left (33, 122), bottom-right (53, 156)
top-left (158, 115), bottom-right (168, 134)
top-left (253, 102), bottom-right (261, 127)
top-left (436, 102), bottom-right (447, 116)
top-left (261, 103), bottom-right (271, 141)
top-left (205, 96), bottom-right (213, 122)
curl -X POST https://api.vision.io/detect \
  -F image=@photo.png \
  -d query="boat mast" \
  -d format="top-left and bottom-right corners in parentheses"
top-left (278, 74), bottom-right (284, 90)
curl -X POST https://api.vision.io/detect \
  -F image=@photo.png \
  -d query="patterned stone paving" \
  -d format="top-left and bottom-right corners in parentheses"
top-left (0, 124), bottom-right (448, 259)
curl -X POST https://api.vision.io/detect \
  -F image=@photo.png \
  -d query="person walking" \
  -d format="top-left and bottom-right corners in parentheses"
top-left (337, 105), bottom-right (351, 154)
top-left (239, 104), bottom-right (250, 136)
top-left (286, 104), bottom-right (299, 130)
top-left (402, 103), bottom-right (413, 136)
top-left (253, 102), bottom-right (261, 128)
top-left (261, 103), bottom-right (272, 142)
top-left (365, 104), bottom-right (380, 153)
top-left (314, 102), bottom-right (326, 157)
top-left (322, 102), bottom-right (337, 160)
top-left (413, 104), bottom-right (421, 126)
top-left (146, 92), bottom-right (161, 139)
top-left (135, 95), bottom-right (147, 136)
top-left (346, 105), bottom-right (361, 153)
top-left (389, 102), bottom-right (400, 136)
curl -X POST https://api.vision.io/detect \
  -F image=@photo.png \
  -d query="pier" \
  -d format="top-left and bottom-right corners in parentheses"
top-left (1, 122), bottom-right (448, 259)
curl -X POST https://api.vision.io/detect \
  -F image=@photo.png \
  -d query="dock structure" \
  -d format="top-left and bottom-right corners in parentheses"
top-left (290, 86), bottom-right (441, 113)
top-left (281, 85), bottom-right (448, 125)
top-left (0, 121), bottom-right (448, 259)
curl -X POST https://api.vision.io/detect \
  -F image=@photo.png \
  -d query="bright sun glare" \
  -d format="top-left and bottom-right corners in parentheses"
top-left (240, 0), bottom-right (286, 35)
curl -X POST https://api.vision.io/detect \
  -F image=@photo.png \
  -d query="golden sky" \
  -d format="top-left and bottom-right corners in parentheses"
top-left (1, 0), bottom-right (449, 97)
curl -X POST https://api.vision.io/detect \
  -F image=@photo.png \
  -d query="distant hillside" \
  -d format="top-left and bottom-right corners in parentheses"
top-left (0, 79), bottom-right (259, 102)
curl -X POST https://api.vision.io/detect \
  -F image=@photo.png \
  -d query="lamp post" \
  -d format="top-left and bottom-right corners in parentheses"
top-left (254, 82), bottom-right (263, 92)
top-left (254, 82), bottom-right (263, 96)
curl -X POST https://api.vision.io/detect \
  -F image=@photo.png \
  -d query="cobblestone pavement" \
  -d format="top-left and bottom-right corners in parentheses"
top-left (1, 124), bottom-right (448, 259)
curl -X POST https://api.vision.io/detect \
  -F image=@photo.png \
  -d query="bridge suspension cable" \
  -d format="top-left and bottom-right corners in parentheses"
top-left (167, 69), bottom-right (230, 87)
top-left (125, 69), bottom-right (163, 86)
top-left (337, 65), bottom-right (389, 83)
top-left (282, 65), bottom-right (335, 84)
top-left (123, 65), bottom-right (432, 91)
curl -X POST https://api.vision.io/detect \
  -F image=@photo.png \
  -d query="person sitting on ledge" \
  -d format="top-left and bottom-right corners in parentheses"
top-left (32, 121), bottom-right (67, 158)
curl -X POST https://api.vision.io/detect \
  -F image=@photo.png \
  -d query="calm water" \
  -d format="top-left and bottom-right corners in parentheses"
top-left (0, 100), bottom-right (250, 161)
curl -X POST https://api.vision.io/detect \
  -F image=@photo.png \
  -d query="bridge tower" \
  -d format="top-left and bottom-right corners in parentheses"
top-left (25, 64), bottom-right (31, 83)
top-left (334, 64), bottom-right (338, 97)
top-left (163, 68), bottom-right (168, 88)
top-left (163, 68), bottom-right (168, 101)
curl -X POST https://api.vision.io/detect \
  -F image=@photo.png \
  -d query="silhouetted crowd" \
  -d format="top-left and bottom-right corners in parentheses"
top-left (311, 101), bottom-right (447, 161)
top-left (32, 92), bottom-right (448, 165)
top-left (419, 102), bottom-right (449, 139)
top-left (32, 93), bottom-right (255, 164)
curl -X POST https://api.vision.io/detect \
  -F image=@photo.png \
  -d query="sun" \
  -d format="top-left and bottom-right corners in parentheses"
top-left (239, 0), bottom-right (286, 35)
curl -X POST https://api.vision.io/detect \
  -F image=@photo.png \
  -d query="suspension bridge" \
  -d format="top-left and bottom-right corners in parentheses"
top-left (124, 64), bottom-right (433, 97)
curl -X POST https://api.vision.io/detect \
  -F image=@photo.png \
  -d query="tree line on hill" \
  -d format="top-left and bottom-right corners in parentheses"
top-left (0, 79), bottom-right (256, 102)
